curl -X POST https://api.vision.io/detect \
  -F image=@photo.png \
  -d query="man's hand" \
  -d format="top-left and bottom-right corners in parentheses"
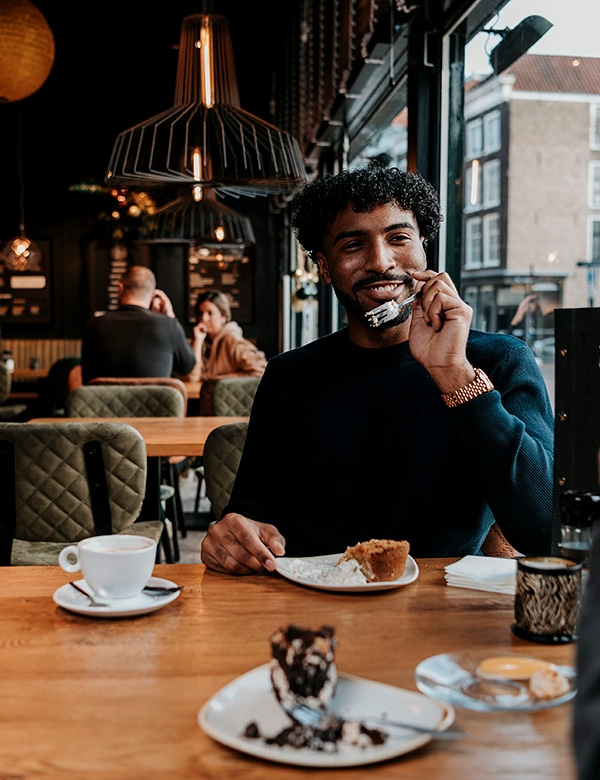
top-left (150, 289), bottom-right (175, 317)
top-left (201, 513), bottom-right (286, 574)
top-left (408, 270), bottom-right (475, 393)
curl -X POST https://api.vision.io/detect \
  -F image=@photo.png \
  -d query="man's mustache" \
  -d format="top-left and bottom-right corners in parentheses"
top-left (352, 273), bottom-right (414, 294)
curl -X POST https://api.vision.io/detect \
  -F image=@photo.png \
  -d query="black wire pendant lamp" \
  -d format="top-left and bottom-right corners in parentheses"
top-left (105, 14), bottom-right (307, 197)
top-left (143, 187), bottom-right (255, 246)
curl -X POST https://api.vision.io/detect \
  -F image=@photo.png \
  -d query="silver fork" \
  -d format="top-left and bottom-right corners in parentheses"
top-left (282, 701), bottom-right (467, 740)
top-left (69, 581), bottom-right (109, 607)
top-left (365, 290), bottom-right (422, 327)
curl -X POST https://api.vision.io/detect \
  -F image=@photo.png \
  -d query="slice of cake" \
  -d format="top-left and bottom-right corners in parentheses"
top-left (339, 539), bottom-right (410, 582)
top-left (243, 624), bottom-right (388, 752)
top-left (269, 625), bottom-right (337, 713)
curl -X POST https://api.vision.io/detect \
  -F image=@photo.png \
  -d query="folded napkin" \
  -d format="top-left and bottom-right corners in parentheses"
top-left (444, 555), bottom-right (517, 595)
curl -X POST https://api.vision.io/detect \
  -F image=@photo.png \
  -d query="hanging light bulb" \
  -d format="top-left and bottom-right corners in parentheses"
top-left (1, 227), bottom-right (42, 271)
top-left (215, 225), bottom-right (225, 242)
top-left (1, 103), bottom-right (43, 272)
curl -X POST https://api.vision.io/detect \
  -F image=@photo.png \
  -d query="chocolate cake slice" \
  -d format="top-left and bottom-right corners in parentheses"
top-left (269, 625), bottom-right (337, 713)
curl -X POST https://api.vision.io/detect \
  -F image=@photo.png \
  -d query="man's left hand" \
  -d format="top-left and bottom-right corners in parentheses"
top-left (408, 270), bottom-right (475, 393)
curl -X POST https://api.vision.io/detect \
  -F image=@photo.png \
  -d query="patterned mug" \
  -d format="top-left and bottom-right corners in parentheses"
top-left (512, 556), bottom-right (583, 644)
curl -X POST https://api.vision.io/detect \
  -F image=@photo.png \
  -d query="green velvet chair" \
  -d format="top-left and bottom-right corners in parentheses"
top-left (202, 421), bottom-right (248, 525)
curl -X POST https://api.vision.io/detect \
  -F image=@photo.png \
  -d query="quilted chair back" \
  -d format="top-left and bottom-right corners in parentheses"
top-left (66, 384), bottom-right (185, 418)
top-left (203, 422), bottom-right (248, 521)
top-left (0, 421), bottom-right (147, 561)
top-left (89, 377), bottom-right (189, 414)
top-left (200, 377), bottom-right (260, 416)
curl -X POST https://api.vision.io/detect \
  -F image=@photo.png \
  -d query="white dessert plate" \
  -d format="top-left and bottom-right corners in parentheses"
top-left (414, 652), bottom-right (577, 712)
top-left (198, 663), bottom-right (455, 768)
top-left (53, 576), bottom-right (181, 618)
top-left (275, 553), bottom-right (419, 592)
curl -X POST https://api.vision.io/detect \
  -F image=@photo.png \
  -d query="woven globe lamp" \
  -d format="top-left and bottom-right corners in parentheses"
top-left (0, 0), bottom-right (55, 102)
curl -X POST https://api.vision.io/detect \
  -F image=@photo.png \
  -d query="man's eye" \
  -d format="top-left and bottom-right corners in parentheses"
top-left (342, 241), bottom-right (363, 251)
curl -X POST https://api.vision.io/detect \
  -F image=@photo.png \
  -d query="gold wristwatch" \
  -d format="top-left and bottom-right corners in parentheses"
top-left (441, 368), bottom-right (494, 408)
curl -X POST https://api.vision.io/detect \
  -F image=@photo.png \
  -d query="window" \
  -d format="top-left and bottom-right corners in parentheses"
top-left (483, 213), bottom-right (501, 267)
top-left (589, 162), bottom-right (600, 208)
top-left (466, 118), bottom-right (482, 160)
top-left (483, 110), bottom-right (501, 154)
top-left (483, 159), bottom-right (501, 208)
top-left (590, 218), bottom-right (600, 262)
top-left (591, 104), bottom-right (600, 151)
top-left (465, 218), bottom-right (482, 269)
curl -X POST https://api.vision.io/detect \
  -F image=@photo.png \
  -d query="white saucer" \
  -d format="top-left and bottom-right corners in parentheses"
top-left (198, 664), bottom-right (454, 767)
top-left (53, 576), bottom-right (181, 618)
top-left (275, 553), bottom-right (419, 592)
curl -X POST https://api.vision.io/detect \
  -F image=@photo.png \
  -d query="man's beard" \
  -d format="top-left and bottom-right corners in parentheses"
top-left (332, 273), bottom-right (415, 329)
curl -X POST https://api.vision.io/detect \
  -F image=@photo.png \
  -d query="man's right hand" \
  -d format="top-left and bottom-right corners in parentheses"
top-left (200, 513), bottom-right (286, 574)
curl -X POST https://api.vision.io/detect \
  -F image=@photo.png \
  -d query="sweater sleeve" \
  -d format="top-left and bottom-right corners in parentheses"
top-left (452, 339), bottom-right (554, 554)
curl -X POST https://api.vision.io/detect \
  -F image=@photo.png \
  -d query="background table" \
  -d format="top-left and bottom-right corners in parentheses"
top-left (30, 416), bottom-right (248, 457)
top-left (0, 560), bottom-right (577, 779)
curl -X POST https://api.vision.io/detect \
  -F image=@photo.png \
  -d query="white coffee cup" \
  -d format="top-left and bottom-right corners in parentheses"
top-left (58, 535), bottom-right (157, 599)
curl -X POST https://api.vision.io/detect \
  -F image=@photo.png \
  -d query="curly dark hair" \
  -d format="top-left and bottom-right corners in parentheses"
top-left (291, 164), bottom-right (442, 260)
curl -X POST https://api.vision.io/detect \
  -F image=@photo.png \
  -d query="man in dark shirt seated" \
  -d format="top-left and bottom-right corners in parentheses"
top-left (81, 265), bottom-right (196, 383)
top-left (201, 164), bottom-right (554, 573)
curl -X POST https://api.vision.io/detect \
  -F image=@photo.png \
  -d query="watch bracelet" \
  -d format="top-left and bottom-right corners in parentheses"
top-left (441, 367), bottom-right (494, 408)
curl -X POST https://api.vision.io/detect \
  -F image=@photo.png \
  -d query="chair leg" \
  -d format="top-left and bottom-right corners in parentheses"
top-left (173, 464), bottom-right (187, 538)
top-left (160, 522), bottom-right (174, 564)
top-left (165, 489), bottom-right (181, 562)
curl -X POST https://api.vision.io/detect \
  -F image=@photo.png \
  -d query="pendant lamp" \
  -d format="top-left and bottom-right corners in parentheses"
top-left (1, 104), bottom-right (42, 271)
top-left (0, 0), bottom-right (55, 103)
top-left (143, 188), bottom-right (255, 246)
top-left (105, 14), bottom-right (306, 197)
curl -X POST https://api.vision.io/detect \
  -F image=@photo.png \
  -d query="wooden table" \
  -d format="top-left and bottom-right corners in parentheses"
top-left (0, 560), bottom-right (576, 779)
top-left (12, 367), bottom-right (49, 381)
top-left (182, 380), bottom-right (202, 400)
top-left (30, 416), bottom-right (248, 457)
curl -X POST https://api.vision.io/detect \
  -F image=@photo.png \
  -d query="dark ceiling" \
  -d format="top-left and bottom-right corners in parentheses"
top-left (0, 1), bottom-right (287, 239)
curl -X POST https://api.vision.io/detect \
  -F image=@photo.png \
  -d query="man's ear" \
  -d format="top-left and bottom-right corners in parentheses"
top-left (315, 253), bottom-right (331, 285)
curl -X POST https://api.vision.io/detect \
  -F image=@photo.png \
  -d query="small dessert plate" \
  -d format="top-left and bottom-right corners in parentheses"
top-left (275, 553), bottom-right (419, 592)
top-left (414, 652), bottom-right (577, 712)
top-left (198, 664), bottom-right (454, 768)
top-left (53, 576), bottom-right (181, 618)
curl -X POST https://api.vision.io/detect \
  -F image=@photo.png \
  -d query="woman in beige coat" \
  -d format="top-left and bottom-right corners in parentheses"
top-left (183, 289), bottom-right (267, 382)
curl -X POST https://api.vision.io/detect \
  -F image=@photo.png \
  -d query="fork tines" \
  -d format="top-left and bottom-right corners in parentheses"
top-left (365, 300), bottom-right (400, 327)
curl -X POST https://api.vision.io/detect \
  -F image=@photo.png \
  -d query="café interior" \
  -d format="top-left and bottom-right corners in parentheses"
top-left (1, 0), bottom-right (599, 777)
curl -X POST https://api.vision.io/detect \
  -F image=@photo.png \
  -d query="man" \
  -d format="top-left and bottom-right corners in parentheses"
top-left (81, 265), bottom-right (196, 383)
top-left (201, 165), bottom-right (554, 573)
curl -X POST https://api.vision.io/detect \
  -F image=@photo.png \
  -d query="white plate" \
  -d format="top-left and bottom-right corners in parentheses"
top-left (198, 664), bottom-right (454, 768)
top-left (53, 576), bottom-right (181, 618)
top-left (275, 553), bottom-right (419, 592)
top-left (414, 652), bottom-right (577, 712)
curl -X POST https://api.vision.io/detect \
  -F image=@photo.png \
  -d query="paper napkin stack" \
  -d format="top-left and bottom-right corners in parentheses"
top-left (444, 555), bottom-right (517, 595)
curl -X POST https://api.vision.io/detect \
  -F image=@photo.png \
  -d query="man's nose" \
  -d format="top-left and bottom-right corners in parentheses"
top-left (364, 238), bottom-right (397, 273)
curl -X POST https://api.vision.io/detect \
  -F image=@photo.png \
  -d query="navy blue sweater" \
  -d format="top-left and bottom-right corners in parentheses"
top-left (225, 328), bottom-right (554, 557)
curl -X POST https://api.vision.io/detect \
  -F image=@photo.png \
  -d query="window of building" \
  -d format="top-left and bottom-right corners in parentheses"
top-left (466, 118), bottom-right (483, 160)
top-left (465, 217), bottom-right (482, 268)
top-left (590, 217), bottom-right (600, 261)
top-left (483, 110), bottom-right (501, 153)
top-left (483, 213), bottom-right (501, 266)
top-left (482, 159), bottom-right (501, 208)
top-left (589, 161), bottom-right (600, 208)
top-left (591, 104), bottom-right (600, 150)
